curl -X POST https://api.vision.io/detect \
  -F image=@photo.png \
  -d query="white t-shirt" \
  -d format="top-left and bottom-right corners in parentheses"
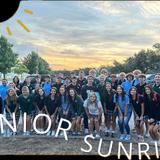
top-left (83, 100), bottom-right (102, 116)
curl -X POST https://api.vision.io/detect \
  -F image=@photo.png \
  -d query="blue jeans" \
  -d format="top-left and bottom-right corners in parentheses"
top-left (118, 110), bottom-right (132, 135)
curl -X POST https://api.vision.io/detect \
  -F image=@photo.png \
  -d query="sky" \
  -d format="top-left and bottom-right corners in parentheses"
top-left (1, 1), bottom-right (160, 70)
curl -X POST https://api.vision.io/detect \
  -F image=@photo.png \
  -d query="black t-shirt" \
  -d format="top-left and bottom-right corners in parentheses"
top-left (130, 95), bottom-right (144, 116)
top-left (81, 85), bottom-right (99, 100)
top-left (66, 83), bottom-right (81, 95)
top-left (103, 91), bottom-right (115, 111)
top-left (35, 95), bottom-right (46, 111)
top-left (4, 99), bottom-right (18, 113)
top-left (144, 93), bottom-right (160, 120)
top-left (136, 83), bottom-right (146, 95)
top-left (111, 80), bottom-right (119, 90)
top-left (17, 94), bottom-right (34, 115)
top-left (45, 95), bottom-right (60, 115)
top-left (77, 78), bottom-right (87, 87)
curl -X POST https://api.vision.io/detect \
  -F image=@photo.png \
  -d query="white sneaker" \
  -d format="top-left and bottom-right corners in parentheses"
top-left (119, 134), bottom-right (125, 140)
top-left (47, 131), bottom-right (51, 136)
top-left (3, 130), bottom-right (7, 137)
top-left (51, 130), bottom-right (56, 136)
top-left (23, 132), bottom-right (27, 136)
top-left (100, 125), bottom-right (103, 131)
top-left (95, 134), bottom-right (100, 138)
top-left (144, 133), bottom-right (150, 138)
top-left (124, 134), bottom-right (131, 141)
top-left (60, 132), bottom-right (64, 137)
top-left (6, 129), bottom-right (11, 137)
top-left (77, 132), bottom-right (81, 136)
top-left (26, 131), bottom-right (30, 136)
top-left (84, 128), bottom-right (89, 135)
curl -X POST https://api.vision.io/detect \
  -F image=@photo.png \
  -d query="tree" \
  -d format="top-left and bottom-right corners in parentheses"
top-left (23, 51), bottom-right (51, 74)
top-left (12, 62), bottom-right (29, 80)
top-left (0, 36), bottom-right (18, 78)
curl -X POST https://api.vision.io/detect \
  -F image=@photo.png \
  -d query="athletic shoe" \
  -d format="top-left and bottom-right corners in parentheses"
top-left (111, 132), bottom-right (115, 138)
top-left (95, 134), bottom-right (100, 138)
top-left (140, 136), bottom-right (144, 142)
top-left (105, 132), bottom-right (109, 137)
top-left (59, 131), bottom-right (64, 137)
top-left (72, 132), bottom-right (76, 136)
top-left (100, 125), bottom-right (104, 131)
top-left (84, 128), bottom-right (89, 135)
top-left (144, 133), bottom-right (150, 138)
top-left (3, 130), bottom-right (7, 137)
top-left (6, 129), bottom-right (11, 137)
top-left (13, 132), bottom-right (17, 136)
top-left (51, 130), bottom-right (56, 136)
top-left (77, 132), bottom-right (81, 136)
top-left (26, 131), bottom-right (30, 136)
top-left (119, 134), bottom-right (126, 141)
top-left (124, 135), bottom-right (131, 141)
top-left (47, 131), bottom-right (51, 136)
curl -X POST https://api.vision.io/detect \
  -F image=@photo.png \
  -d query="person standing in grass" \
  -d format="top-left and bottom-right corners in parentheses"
top-left (129, 87), bottom-right (145, 142)
top-left (83, 92), bottom-right (102, 138)
top-left (45, 87), bottom-right (60, 136)
top-left (4, 88), bottom-right (20, 137)
top-left (34, 88), bottom-right (46, 133)
top-left (68, 88), bottom-right (83, 136)
top-left (114, 85), bottom-right (132, 141)
top-left (144, 85), bottom-right (160, 144)
top-left (17, 86), bottom-right (34, 136)
top-left (103, 82), bottom-right (116, 138)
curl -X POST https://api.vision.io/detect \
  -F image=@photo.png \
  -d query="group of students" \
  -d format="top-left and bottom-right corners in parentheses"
top-left (0, 69), bottom-right (160, 144)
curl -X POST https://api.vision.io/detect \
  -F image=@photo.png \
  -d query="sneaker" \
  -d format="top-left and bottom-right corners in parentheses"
top-left (23, 132), bottom-right (27, 136)
top-left (144, 133), bottom-right (149, 138)
top-left (95, 134), bottom-right (100, 138)
top-left (6, 129), bottom-right (11, 137)
top-left (3, 130), bottom-right (7, 137)
top-left (47, 131), bottom-right (51, 136)
top-left (105, 132), bottom-right (109, 137)
top-left (77, 132), bottom-right (81, 136)
top-left (13, 132), bottom-right (17, 136)
top-left (111, 132), bottom-right (115, 138)
top-left (84, 128), bottom-right (89, 135)
top-left (140, 136), bottom-right (144, 142)
top-left (51, 130), bottom-right (56, 136)
top-left (26, 131), bottom-right (30, 136)
top-left (59, 131), bottom-right (64, 137)
top-left (124, 135), bottom-right (131, 141)
top-left (119, 134), bottom-right (125, 140)
top-left (100, 125), bottom-right (103, 131)
top-left (72, 132), bottom-right (76, 136)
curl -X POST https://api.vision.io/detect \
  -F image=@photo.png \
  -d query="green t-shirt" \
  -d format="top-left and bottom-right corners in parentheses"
top-left (152, 84), bottom-right (160, 95)
top-left (17, 94), bottom-right (34, 115)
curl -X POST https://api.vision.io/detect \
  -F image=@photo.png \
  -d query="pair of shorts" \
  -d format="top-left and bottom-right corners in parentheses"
top-left (104, 110), bottom-right (117, 118)
top-left (6, 112), bottom-right (20, 121)
top-left (89, 114), bottom-right (98, 119)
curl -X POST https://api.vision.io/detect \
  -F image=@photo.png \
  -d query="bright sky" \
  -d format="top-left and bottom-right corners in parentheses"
top-left (1, 1), bottom-right (160, 70)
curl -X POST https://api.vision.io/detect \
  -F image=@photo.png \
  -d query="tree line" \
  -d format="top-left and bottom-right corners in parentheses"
top-left (0, 36), bottom-right (51, 78)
